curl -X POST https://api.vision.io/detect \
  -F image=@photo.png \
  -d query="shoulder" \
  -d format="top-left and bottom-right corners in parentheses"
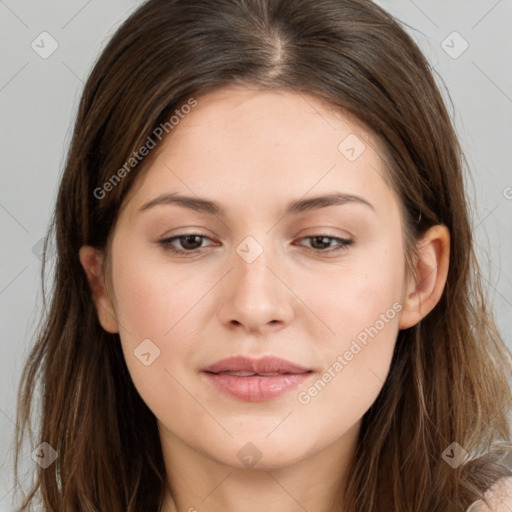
top-left (467, 477), bottom-right (512, 511)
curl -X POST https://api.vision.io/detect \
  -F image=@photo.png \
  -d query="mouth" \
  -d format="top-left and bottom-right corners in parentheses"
top-left (201, 356), bottom-right (314, 401)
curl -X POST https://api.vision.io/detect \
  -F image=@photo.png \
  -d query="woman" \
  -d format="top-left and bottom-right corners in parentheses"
top-left (14, 0), bottom-right (512, 510)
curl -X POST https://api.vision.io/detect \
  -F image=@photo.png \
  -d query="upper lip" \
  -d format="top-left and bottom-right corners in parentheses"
top-left (202, 356), bottom-right (312, 375)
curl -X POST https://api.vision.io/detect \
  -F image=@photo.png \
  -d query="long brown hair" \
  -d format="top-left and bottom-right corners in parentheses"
top-left (13, 0), bottom-right (512, 510)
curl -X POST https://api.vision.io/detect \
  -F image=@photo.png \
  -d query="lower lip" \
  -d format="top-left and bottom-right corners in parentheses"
top-left (202, 372), bottom-right (313, 401)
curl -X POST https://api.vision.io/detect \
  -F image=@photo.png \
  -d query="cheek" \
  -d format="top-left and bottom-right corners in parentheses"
top-left (309, 238), bottom-right (405, 341)
top-left (306, 240), bottom-right (405, 393)
top-left (111, 245), bottom-right (210, 339)
top-left (109, 255), bottom-right (216, 425)
top-left (108, 244), bottom-right (216, 387)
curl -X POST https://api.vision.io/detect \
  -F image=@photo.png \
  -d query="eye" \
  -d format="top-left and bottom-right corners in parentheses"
top-left (158, 233), bottom-right (215, 255)
top-left (296, 235), bottom-right (353, 253)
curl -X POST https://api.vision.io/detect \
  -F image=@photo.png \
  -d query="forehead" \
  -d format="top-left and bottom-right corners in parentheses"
top-left (121, 85), bottom-right (397, 219)
top-left (173, 85), bottom-right (374, 149)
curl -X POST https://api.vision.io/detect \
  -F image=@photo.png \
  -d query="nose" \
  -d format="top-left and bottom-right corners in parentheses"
top-left (217, 239), bottom-right (294, 335)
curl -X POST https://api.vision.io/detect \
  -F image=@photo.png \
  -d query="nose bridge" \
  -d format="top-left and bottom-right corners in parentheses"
top-left (233, 234), bottom-right (279, 306)
top-left (217, 233), bottom-right (293, 331)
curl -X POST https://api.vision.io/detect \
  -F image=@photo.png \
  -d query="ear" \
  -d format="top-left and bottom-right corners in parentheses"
top-left (78, 245), bottom-right (119, 333)
top-left (398, 224), bottom-right (450, 330)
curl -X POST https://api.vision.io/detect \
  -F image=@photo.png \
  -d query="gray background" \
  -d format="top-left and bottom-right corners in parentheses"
top-left (0, 1), bottom-right (511, 510)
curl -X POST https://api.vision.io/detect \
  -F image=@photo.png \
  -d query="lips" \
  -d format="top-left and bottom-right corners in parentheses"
top-left (202, 355), bottom-right (311, 375)
top-left (201, 356), bottom-right (313, 401)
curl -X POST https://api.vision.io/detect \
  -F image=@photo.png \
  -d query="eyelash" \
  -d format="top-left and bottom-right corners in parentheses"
top-left (158, 233), bottom-right (353, 256)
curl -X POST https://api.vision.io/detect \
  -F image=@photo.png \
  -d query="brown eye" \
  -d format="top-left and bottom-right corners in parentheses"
top-left (298, 235), bottom-right (353, 252)
top-left (159, 233), bottom-right (214, 254)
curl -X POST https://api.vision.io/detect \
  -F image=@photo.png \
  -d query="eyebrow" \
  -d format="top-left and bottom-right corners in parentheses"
top-left (138, 191), bottom-right (375, 217)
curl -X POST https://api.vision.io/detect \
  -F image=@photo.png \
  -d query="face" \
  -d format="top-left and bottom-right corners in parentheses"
top-left (91, 86), bottom-right (412, 470)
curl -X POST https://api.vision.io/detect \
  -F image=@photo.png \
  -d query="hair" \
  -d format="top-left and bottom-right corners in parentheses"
top-left (12, 0), bottom-right (512, 511)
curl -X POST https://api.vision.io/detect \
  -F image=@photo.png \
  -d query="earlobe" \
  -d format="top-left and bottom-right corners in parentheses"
top-left (78, 245), bottom-right (119, 333)
top-left (398, 225), bottom-right (450, 330)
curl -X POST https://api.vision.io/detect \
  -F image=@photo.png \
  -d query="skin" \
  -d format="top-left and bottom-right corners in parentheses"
top-left (80, 85), bottom-right (450, 512)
